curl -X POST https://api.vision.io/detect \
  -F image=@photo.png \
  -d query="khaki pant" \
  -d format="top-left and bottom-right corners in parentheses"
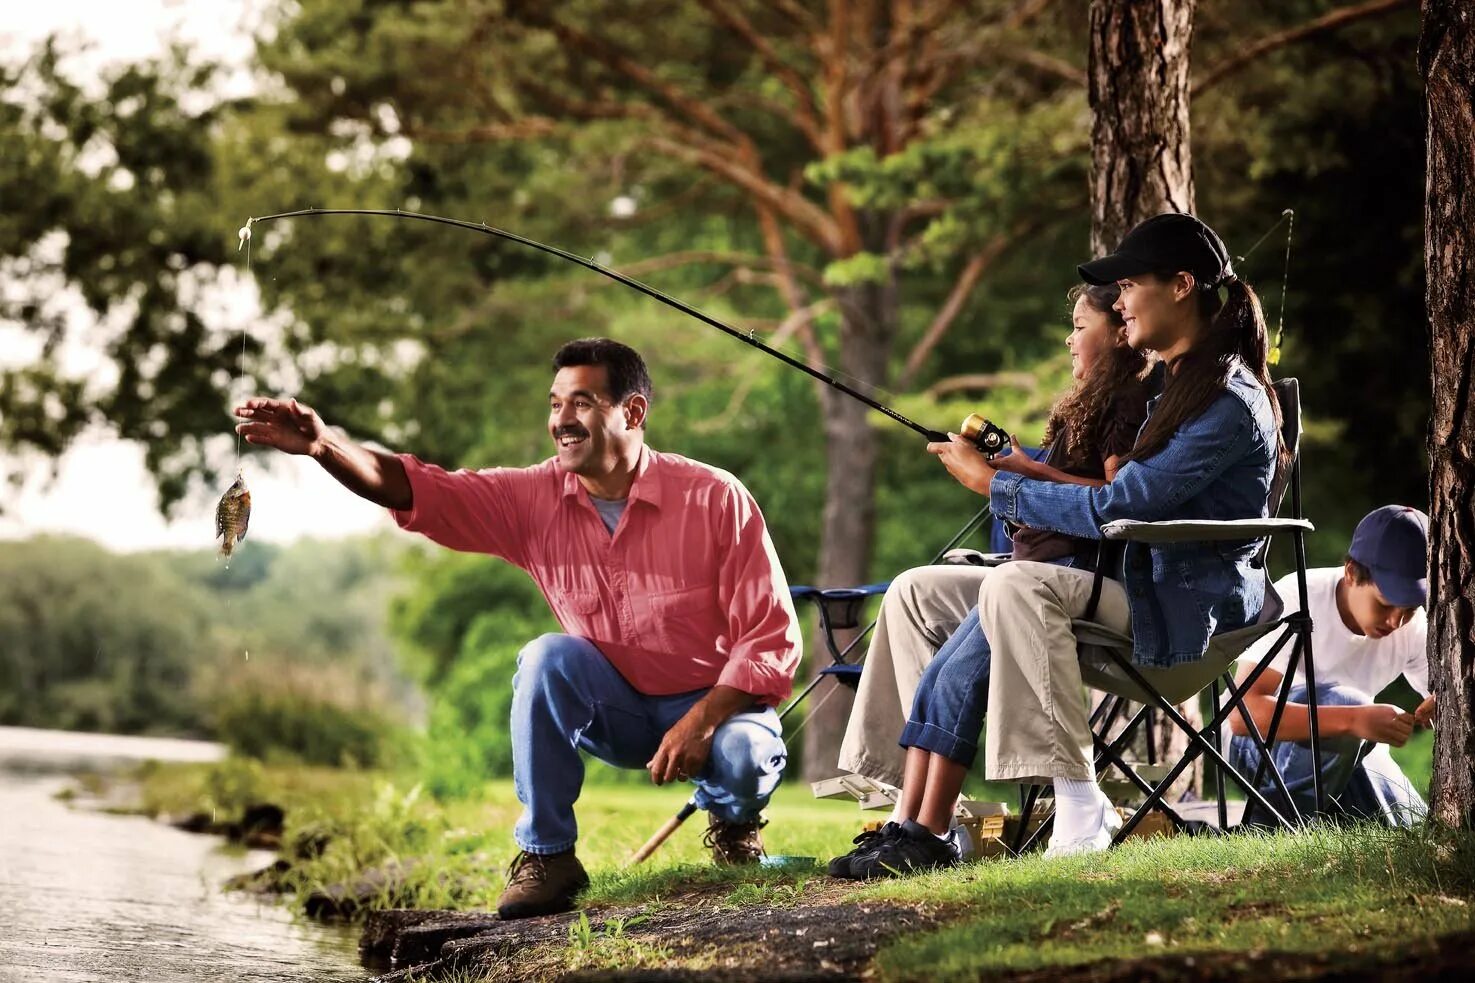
top-left (836, 564), bottom-right (994, 785)
top-left (978, 561), bottom-right (1132, 783)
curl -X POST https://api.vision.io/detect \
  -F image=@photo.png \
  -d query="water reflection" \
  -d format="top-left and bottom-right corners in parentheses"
top-left (0, 727), bottom-right (367, 983)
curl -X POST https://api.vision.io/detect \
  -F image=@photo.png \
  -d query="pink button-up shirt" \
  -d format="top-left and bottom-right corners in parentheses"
top-left (390, 446), bottom-right (802, 705)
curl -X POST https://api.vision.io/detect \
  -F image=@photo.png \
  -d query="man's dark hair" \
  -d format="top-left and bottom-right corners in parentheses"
top-left (552, 338), bottom-right (654, 408)
top-left (1344, 553), bottom-right (1373, 585)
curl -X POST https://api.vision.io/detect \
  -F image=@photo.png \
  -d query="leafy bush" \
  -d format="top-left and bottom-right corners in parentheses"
top-left (207, 662), bottom-right (403, 768)
top-left (417, 608), bottom-right (546, 798)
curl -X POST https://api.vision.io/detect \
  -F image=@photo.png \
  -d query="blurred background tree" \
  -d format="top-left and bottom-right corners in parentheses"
top-left (0, 0), bottom-right (1427, 781)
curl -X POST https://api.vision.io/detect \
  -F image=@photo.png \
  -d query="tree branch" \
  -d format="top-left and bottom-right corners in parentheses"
top-left (535, 14), bottom-right (752, 148)
top-left (898, 229), bottom-right (1019, 388)
top-left (613, 249), bottom-right (825, 288)
top-left (648, 135), bottom-right (842, 251)
top-left (402, 119), bottom-right (560, 143)
top-left (925, 371), bottom-right (1038, 399)
top-left (698, 0), bottom-right (826, 152)
top-left (1193, 0), bottom-right (1417, 96)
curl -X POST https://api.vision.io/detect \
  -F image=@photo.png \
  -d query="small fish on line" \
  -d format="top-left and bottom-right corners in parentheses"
top-left (215, 472), bottom-right (252, 561)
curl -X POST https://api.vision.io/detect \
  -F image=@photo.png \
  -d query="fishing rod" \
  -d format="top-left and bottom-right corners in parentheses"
top-left (238, 208), bottom-right (1011, 454)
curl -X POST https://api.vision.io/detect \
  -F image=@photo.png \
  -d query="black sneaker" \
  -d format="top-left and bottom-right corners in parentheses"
top-left (849, 820), bottom-right (962, 880)
top-left (826, 822), bottom-right (902, 879)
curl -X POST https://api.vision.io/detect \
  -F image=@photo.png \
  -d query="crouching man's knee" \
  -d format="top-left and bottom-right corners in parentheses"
top-left (704, 718), bottom-right (787, 810)
top-left (516, 634), bottom-right (594, 685)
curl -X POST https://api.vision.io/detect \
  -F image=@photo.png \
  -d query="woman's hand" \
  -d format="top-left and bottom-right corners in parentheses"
top-left (988, 435), bottom-right (1041, 478)
top-left (927, 433), bottom-right (998, 496)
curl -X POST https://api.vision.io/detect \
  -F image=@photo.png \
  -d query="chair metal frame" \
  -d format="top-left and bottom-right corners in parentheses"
top-left (1013, 378), bottom-right (1325, 852)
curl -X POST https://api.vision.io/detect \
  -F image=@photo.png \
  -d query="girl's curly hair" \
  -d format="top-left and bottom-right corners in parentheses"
top-left (1043, 284), bottom-right (1154, 470)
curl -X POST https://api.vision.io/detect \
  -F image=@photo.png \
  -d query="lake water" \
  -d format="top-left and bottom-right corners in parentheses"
top-left (0, 726), bottom-right (368, 983)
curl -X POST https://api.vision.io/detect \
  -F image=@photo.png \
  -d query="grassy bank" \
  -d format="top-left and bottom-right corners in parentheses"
top-left (120, 755), bottom-right (1475, 981)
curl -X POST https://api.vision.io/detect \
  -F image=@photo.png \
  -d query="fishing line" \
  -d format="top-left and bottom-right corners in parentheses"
top-left (235, 223), bottom-right (253, 470)
top-left (239, 208), bottom-right (993, 446)
top-left (1233, 208), bottom-right (1295, 366)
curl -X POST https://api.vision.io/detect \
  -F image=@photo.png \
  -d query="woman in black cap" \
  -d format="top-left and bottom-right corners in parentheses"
top-left (895, 211), bottom-right (1289, 859)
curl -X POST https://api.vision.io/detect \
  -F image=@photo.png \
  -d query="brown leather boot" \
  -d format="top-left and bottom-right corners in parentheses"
top-left (703, 815), bottom-right (767, 866)
top-left (496, 849), bottom-right (589, 920)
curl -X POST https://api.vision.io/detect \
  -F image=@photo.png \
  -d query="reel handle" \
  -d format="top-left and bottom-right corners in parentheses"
top-left (960, 413), bottom-right (1010, 457)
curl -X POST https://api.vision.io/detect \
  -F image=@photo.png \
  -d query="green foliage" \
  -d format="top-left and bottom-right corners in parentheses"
top-left (389, 549), bottom-right (555, 794)
top-left (208, 662), bottom-right (402, 767)
top-left (0, 534), bottom-right (413, 741)
top-left (0, 537), bottom-right (205, 733)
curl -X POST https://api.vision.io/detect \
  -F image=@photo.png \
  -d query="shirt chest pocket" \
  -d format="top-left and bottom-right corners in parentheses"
top-left (556, 589), bottom-right (600, 620)
top-left (644, 584), bottom-right (716, 655)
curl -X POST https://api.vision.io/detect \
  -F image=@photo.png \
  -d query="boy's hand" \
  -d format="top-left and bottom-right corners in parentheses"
top-left (1354, 704), bottom-right (1416, 746)
top-left (1413, 694), bottom-right (1436, 728)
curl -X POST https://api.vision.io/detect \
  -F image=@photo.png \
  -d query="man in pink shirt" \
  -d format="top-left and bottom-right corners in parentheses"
top-left (236, 338), bottom-right (801, 919)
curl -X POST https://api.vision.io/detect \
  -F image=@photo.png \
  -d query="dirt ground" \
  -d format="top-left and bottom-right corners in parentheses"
top-left (360, 882), bottom-right (1475, 983)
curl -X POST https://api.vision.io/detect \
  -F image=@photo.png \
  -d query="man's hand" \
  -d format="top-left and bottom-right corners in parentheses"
top-left (647, 707), bottom-right (716, 785)
top-left (1353, 704), bottom-right (1417, 746)
top-left (646, 685), bottom-right (755, 786)
top-left (235, 397), bottom-right (329, 457)
top-left (927, 433), bottom-right (999, 496)
top-left (1414, 694), bottom-right (1436, 728)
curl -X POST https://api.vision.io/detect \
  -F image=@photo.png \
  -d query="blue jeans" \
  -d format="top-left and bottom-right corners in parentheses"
top-left (1228, 683), bottom-right (1427, 828)
top-left (897, 556), bottom-right (1084, 767)
top-left (511, 633), bottom-right (788, 854)
top-left (898, 605), bottom-right (992, 767)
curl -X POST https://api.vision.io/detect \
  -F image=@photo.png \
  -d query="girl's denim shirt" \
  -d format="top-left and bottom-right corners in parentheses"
top-left (990, 360), bottom-right (1279, 668)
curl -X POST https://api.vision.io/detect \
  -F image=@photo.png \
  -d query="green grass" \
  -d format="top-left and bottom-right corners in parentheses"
top-left (127, 761), bottom-right (864, 913)
top-left (863, 822), bottom-right (1475, 981)
top-left (122, 758), bottom-right (1475, 981)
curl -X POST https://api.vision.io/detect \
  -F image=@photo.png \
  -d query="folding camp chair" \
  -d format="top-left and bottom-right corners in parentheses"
top-left (1013, 378), bottom-right (1323, 851)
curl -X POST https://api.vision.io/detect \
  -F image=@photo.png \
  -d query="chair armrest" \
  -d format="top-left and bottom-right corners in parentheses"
top-left (1100, 518), bottom-right (1314, 543)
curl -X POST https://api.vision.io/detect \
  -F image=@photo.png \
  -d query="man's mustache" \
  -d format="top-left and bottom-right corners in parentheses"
top-left (555, 427), bottom-right (590, 440)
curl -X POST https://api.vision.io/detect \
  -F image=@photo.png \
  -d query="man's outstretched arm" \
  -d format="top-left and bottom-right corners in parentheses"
top-left (235, 397), bottom-right (413, 511)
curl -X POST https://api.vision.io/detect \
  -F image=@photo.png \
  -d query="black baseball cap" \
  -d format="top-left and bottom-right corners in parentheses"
top-left (1078, 213), bottom-right (1235, 291)
top-left (1348, 505), bottom-right (1430, 608)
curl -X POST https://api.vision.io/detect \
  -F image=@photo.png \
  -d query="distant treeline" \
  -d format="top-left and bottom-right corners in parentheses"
top-left (0, 534), bottom-right (417, 763)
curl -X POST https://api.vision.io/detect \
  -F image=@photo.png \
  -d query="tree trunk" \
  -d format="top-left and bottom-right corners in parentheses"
top-left (1089, 0), bottom-right (1197, 254)
top-left (1421, 0), bottom-right (1475, 829)
top-left (1088, 0), bottom-right (1203, 800)
top-left (799, 241), bottom-right (899, 782)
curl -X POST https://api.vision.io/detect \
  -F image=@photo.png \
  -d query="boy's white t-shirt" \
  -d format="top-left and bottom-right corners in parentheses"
top-left (1236, 567), bottom-right (1429, 699)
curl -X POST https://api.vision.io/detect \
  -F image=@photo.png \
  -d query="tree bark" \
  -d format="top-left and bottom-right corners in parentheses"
top-left (1088, 0), bottom-right (1202, 799)
top-left (1088, 0), bottom-right (1197, 255)
top-left (1421, 0), bottom-right (1475, 829)
top-left (800, 219), bottom-right (900, 781)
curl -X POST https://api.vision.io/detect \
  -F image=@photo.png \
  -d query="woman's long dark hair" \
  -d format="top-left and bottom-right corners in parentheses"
top-left (1124, 277), bottom-right (1289, 475)
top-left (1044, 283), bottom-right (1153, 470)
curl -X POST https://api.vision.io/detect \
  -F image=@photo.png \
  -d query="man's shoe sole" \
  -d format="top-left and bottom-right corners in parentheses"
top-left (497, 895), bottom-right (580, 920)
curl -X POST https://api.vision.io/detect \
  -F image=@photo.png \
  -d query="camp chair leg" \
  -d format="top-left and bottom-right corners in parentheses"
top-left (1211, 678), bottom-right (1228, 832)
top-left (1016, 702), bottom-right (1154, 854)
top-left (1241, 625), bottom-right (1310, 827)
top-left (1012, 691), bottom-right (1130, 854)
top-left (1220, 657), bottom-right (1306, 827)
top-left (1289, 476), bottom-right (1325, 814)
top-left (1013, 784), bottom-right (1046, 854)
top-left (1092, 735), bottom-right (1189, 826)
top-left (1103, 649), bottom-right (1296, 833)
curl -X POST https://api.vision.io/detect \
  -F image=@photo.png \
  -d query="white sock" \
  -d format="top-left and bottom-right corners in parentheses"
top-left (1052, 777), bottom-right (1107, 843)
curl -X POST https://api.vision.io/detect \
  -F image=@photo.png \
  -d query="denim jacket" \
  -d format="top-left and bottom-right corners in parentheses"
top-left (990, 360), bottom-right (1278, 668)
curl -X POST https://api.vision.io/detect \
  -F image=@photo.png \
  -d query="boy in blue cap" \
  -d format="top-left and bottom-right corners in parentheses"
top-left (1227, 505), bottom-right (1434, 826)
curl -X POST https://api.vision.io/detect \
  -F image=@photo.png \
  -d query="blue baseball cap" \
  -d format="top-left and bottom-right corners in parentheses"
top-left (1348, 505), bottom-right (1429, 607)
